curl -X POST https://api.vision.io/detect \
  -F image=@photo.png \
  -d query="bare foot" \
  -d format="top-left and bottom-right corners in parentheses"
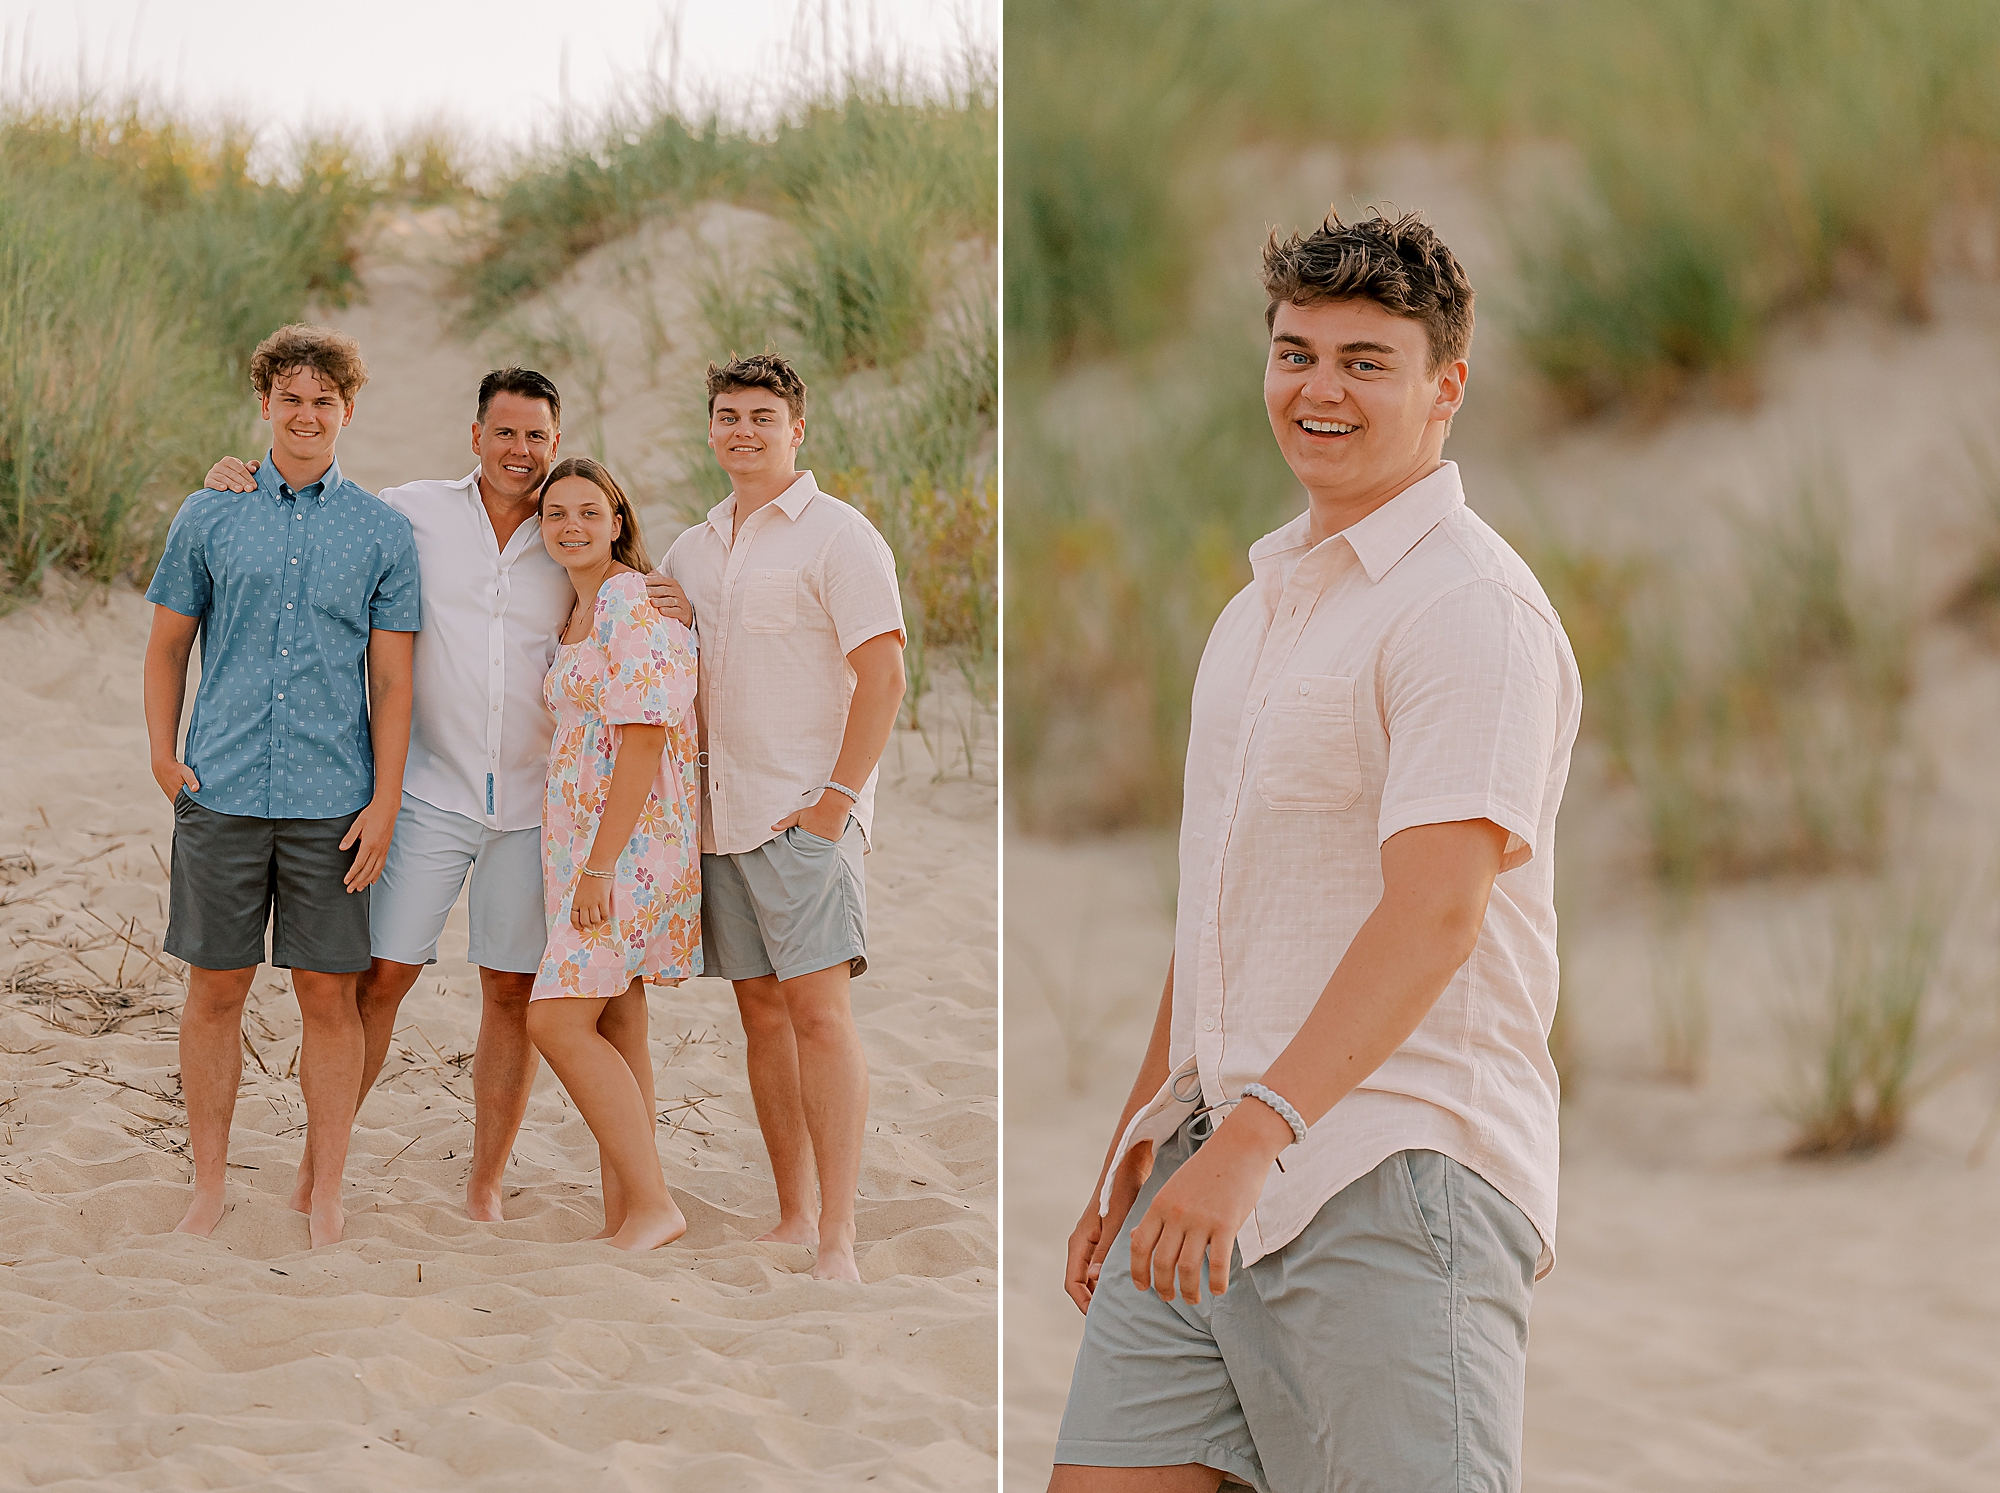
top-left (308, 1198), bottom-right (345, 1248)
top-left (465, 1184), bottom-right (505, 1224)
top-left (809, 1222), bottom-right (861, 1282)
top-left (289, 1155), bottom-right (314, 1215)
top-left (608, 1200), bottom-right (687, 1252)
top-left (755, 1216), bottom-right (819, 1248)
top-left (173, 1187), bottom-right (226, 1237)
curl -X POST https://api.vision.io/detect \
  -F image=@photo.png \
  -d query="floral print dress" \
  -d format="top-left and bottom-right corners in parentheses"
top-left (532, 571), bottom-right (701, 1000)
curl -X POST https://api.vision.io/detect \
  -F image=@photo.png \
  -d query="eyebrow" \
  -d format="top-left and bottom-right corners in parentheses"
top-left (1272, 333), bottom-right (1401, 358)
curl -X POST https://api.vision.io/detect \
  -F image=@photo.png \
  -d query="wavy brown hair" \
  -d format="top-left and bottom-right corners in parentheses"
top-left (1262, 209), bottom-right (1474, 372)
top-left (537, 457), bottom-right (652, 572)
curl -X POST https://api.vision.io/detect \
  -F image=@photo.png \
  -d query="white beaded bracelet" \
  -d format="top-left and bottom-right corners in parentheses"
top-left (1242, 1081), bottom-right (1308, 1147)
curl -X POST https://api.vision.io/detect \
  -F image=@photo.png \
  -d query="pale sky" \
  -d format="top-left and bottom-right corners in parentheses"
top-left (0, 0), bottom-right (994, 155)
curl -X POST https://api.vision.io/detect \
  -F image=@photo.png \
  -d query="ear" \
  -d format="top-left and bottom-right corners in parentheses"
top-left (259, 393), bottom-right (272, 421)
top-left (342, 400), bottom-right (355, 428)
top-left (471, 422), bottom-right (483, 456)
top-left (1432, 358), bottom-right (1469, 422)
top-left (793, 418), bottom-right (806, 449)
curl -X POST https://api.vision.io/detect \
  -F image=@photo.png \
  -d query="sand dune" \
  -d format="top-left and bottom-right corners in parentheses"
top-left (0, 204), bottom-right (997, 1486)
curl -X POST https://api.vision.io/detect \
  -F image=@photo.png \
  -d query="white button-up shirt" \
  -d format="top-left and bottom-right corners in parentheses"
top-left (377, 470), bottom-right (574, 831)
top-left (663, 471), bottom-right (904, 856)
top-left (1102, 462), bottom-right (1582, 1277)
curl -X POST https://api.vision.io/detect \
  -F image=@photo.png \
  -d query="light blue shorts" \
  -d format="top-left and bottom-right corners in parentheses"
top-left (699, 819), bottom-right (867, 983)
top-left (370, 792), bottom-right (546, 975)
top-left (1055, 1121), bottom-right (1540, 1493)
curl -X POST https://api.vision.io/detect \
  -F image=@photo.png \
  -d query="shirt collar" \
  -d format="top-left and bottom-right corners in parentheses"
top-left (258, 450), bottom-right (342, 505)
top-left (1248, 460), bottom-right (1464, 587)
top-left (705, 469), bottom-right (822, 542)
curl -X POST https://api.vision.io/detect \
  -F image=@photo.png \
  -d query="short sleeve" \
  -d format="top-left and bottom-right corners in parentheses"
top-left (596, 573), bottom-right (696, 727)
top-left (1376, 579), bottom-right (1564, 870)
top-left (817, 519), bottom-right (906, 655)
top-left (144, 496), bottom-right (212, 619)
top-left (369, 518), bottom-right (423, 632)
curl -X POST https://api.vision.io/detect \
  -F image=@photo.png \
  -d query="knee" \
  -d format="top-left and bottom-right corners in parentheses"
top-left (734, 979), bottom-right (791, 1035)
top-left (784, 997), bottom-right (852, 1049)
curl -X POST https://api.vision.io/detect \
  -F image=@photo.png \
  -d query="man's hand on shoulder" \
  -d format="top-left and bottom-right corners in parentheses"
top-left (204, 457), bottom-right (259, 493)
top-left (644, 571), bottom-right (694, 629)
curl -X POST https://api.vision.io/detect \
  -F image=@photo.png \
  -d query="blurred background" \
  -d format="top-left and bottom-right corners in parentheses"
top-left (1004, 3), bottom-right (2000, 1488)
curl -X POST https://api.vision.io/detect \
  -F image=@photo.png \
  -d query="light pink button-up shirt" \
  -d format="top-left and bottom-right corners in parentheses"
top-left (1103, 462), bottom-right (1581, 1276)
top-left (663, 471), bottom-right (905, 856)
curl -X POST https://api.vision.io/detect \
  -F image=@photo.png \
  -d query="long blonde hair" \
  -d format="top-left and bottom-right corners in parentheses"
top-left (537, 457), bottom-right (652, 572)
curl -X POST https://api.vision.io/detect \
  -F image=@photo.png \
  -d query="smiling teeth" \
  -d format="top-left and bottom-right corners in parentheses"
top-left (1301, 419), bottom-right (1358, 434)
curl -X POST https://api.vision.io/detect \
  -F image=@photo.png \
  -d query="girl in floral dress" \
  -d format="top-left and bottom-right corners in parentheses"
top-left (525, 457), bottom-right (700, 1251)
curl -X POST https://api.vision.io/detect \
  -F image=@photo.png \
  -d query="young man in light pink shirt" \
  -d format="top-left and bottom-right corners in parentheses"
top-left (649, 354), bottom-right (906, 1283)
top-left (1049, 214), bottom-right (1582, 1492)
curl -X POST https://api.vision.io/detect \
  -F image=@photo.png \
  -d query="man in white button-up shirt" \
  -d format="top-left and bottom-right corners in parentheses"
top-left (1049, 214), bottom-right (1581, 1493)
top-left (205, 369), bottom-right (573, 1224)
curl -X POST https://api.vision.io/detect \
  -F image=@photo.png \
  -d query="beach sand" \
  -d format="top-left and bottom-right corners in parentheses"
top-left (0, 208), bottom-right (997, 1489)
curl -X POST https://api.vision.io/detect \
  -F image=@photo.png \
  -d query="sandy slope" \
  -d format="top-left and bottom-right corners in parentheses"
top-left (1004, 146), bottom-right (2000, 1492)
top-left (0, 210), bottom-right (997, 1489)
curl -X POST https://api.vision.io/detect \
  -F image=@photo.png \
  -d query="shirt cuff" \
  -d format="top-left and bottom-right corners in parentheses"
top-left (1377, 793), bottom-right (1538, 868)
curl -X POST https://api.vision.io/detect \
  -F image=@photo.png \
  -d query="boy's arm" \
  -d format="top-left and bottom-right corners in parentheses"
top-left (341, 628), bottom-right (414, 892)
top-left (770, 630), bottom-right (905, 841)
top-left (1063, 957), bottom-right (1176, 1312)
top-left (144, 607), bottom-right (203, 801)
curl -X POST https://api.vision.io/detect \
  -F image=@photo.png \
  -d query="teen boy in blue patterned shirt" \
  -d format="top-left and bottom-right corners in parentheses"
top-left (143, 323), bottom-right (419, 1249)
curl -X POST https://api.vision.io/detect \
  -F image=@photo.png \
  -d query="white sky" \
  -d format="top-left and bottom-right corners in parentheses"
top-left (0, 0), bottom-right (994, 153)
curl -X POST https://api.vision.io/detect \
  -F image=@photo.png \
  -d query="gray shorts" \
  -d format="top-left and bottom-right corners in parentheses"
top-left (1055, 1121), bottom-right (1540, 1493)
top-left (368, 793), bottom-right (546, 974)
top-left (165, 791), bottom-right (373, 974)
top-left (700, 820), bottom-right (867, 982)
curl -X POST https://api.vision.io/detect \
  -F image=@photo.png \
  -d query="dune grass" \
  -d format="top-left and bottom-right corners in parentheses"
top-left (1778, 889), bottom-right (1954, 1156)
top-left (0, 102), bottom-right (375, 596)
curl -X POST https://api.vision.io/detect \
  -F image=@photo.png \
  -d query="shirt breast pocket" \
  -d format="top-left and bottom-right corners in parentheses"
top-left (741, 568), bottom-right (798, 634)
top-left (1257, 674), bottom-right (1364, 812)
top-left (311, 553), bottom-right (374, 633)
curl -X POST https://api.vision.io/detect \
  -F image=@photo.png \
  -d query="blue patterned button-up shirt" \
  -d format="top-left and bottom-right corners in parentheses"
top-left (146, 453), bottom-right (422, 820)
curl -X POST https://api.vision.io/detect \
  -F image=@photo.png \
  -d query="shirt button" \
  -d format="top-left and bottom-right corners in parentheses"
top-left (295, 513), bottom-right (303, 521)
top-left (1203, 1017), bottom-right (1217, 1032)
top-left (290, 558), bottom-right (298, 564)
top-left (281, 649), bottom-right (288, 656)
top-left (277, 692), bottom-right (285, 700)
top-left (286, 603), bottom-right (294, 610)
top-left (1298, 682), bottom-right (1310, 696)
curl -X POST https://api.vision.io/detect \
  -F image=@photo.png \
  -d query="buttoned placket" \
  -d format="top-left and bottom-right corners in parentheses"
top-left (268, 482), bottom-right (317, 817)
top-left (704, 501), bottom-right (779, 850)
top-left (479, 488), bottom-right (518, 826)
top-left (1197, 538), bottom-right (1353, 1109)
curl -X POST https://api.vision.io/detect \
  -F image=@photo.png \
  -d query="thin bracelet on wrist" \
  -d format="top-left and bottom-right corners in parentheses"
top-left (1241, 1081), bottom-right (1308, 1147)
top-left (580, 865), bottom-right (615, 880)
top-left (819, 780), bottom-right (861, 803)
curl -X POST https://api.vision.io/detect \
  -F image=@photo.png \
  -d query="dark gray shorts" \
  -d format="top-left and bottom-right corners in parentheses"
top-left (164, 791), bottom-right (372, 974)
top-left (1056, 1122), bottom-right (1540, 1493)
top-left (700, 820), bottom-right (867, 983)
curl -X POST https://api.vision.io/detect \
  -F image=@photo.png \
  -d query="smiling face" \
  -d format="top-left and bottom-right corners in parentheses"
top-left (707, 385), bottom-right (803, 486)
top-left (1263, 298), bottom-right (1467, 517)
top-left (260, 367), bottom-right (352, 469)
top-left (539, 474), bottom-right (624, 574)
top-left (473, 390), bottom-right (560, 500)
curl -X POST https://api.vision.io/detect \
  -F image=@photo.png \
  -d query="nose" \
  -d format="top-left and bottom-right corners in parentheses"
top-left (1302, 360), bottom-right (1346, 404)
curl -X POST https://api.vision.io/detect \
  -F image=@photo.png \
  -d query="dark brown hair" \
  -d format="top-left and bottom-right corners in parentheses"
top-left (1261, 209), bottom-right (1474, 372)
top-left (477, 366), bottom-right (561, 427)
top-left (705, 351), bottom-right (808, 422)
top-left (249, 323), bottom-right (369, 402)
top-left (537, 457), bottom-right (652, 573)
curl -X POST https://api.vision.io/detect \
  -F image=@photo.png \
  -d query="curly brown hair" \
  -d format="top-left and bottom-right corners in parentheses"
top-left (1262, 210), bottom-right (1474, 372)
top-left (249, 323), bottom-right (370, 402)
top-left (705, 351), bottom-right (807, 422)
top-left (537, 457), bottom-right (652, 573)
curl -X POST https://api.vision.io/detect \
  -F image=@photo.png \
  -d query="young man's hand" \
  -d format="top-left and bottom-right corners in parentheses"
top-left (339, 795), bottom-right (399, 892)
top-left (1127, 1098), bottom-right (1292, 1304)
top-left (1064, 1141), bottom-right (1152, 1313)
top-left (204, 457), bottom-right (259, 493)
top-left (571, 870), bottom-right (615, 929)
top-left (152, 756), bottom-right (199, 802)
top-left (771, 790), bottom-right (851, 843)
top-left (642, 572), bottom-right (694, 629)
